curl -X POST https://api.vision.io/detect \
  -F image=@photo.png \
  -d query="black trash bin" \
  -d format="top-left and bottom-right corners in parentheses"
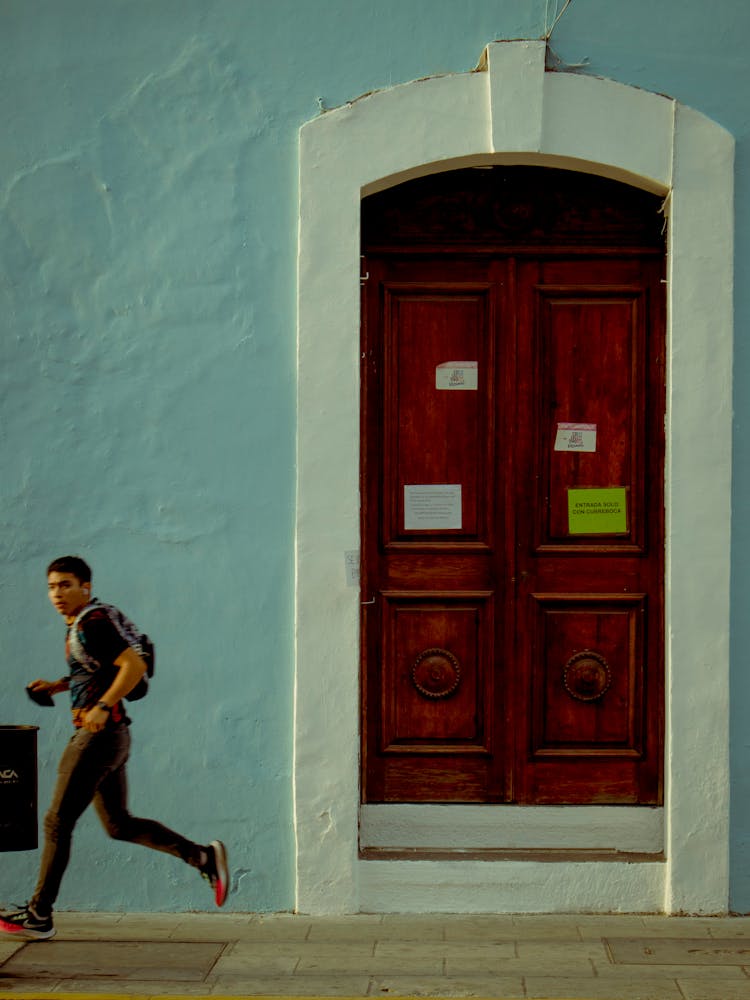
top-left (0, 725), bottom-right (39, 851)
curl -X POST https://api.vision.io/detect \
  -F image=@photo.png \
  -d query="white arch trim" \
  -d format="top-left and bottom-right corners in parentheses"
top-left (296, 41), bottom-right (733, 914)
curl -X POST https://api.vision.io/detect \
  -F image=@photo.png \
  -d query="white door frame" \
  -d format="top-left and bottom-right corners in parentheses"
top-left (295, 41), bottom-right (734, 914)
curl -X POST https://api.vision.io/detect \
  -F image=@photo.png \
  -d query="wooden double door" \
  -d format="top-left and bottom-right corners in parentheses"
top-left (360, 168), bottom-right (665, 806)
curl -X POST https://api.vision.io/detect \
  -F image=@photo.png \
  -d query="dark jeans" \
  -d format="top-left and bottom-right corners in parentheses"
top-left (31, 723), bottom-right (204, 915)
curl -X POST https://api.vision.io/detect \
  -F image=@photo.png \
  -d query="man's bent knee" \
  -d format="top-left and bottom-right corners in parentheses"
top-left (100, 814), bottom-right (134, 841)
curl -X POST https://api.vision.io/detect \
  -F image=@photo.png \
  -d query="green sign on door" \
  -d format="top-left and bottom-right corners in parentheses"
top-left (568, 487), bottom-right (628, 535)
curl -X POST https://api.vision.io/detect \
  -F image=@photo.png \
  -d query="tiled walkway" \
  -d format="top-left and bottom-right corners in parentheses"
top-left (0, 912), bottom-right (749, 999)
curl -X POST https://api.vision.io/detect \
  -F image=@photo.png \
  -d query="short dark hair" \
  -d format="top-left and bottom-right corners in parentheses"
top-left (46, 555), bottom-right (92, 584)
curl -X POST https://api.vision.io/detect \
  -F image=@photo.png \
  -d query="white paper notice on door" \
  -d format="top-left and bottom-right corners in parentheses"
top-left (435, 361), bottom-right (478, 390)
top-left (404, 484), bottom-right (462, 530)
top-left (554, 422), bottom-right (597, 453)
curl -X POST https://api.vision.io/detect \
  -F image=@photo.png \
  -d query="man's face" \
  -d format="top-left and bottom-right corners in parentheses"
top-left (47, 572), bottom-right (91, 620)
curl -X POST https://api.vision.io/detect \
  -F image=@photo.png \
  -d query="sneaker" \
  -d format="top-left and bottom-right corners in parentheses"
top-left (0, 904), bottom-right (55, 940)
top-left (200, 840), bottom-right (229, 907)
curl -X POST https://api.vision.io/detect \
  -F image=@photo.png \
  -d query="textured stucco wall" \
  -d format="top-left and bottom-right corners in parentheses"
top-left (1, 0), bottom-right (749, 913)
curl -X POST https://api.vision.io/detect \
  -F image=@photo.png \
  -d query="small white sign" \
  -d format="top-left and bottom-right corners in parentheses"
top-left (404, 484), bottom-right (462, 530)
top-left (344, 550), bottom-right (359, 587)
top-left (554, 422), bottom-right (597, 453)
top-left (436, 361), bottom-right (478, 391)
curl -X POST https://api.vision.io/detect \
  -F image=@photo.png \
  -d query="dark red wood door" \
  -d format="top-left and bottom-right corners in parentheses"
top-left (512, 257), bottom-right (664, 804)
top-left (360, 168), bottom-right (665, 806)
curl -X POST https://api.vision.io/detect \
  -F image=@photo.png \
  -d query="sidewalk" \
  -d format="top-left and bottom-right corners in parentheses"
top-left (1, 911), bottom-right (749, 1000)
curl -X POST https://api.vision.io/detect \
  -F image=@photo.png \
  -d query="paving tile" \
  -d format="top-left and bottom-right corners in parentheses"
top-left (221, 940), bottom-right (378, 962)
top-left (511, 914), bottom-right (589, 939)
top-left (53, 913), bottom-right (180, 941)
top-left (607, 937), bottom-right (750, 966)
top-left (374, 940), bottom-right (516, 959)
top-left (441, 916), bottom-right (519, 941)
top-left (0, 981), bottom-right (65, 993)
top-left (677, 978), bottom-right (750, 999)
top-left (444, 956), bottom-right (521, 975)
top-left (211, 942), bottom-right (434, 978)
top-left (0, 940), bottom-right (223, 982)
top-left (591, 958), bottom-right (747, 979)
top-left (377, 914), bottom-right (453, 938)
top-left (368, 973), bottom-right (526, 997)
top-left (638, 916), bottom-right (726, 937)
top-left (512, 958), bottom-right (600, 979)
top-left (524, 974), bottom-right (684, 998)
top-left (574, 914), bottom-right (658, 937)
top-left (164, 911), bottom-right (310, 943)
top-left (166, 920), bottom-right (253, 941)
top-left (371, 940), bottom-right (452, 959)
top-left (0, 942), bottom-right (26, 964)
top-left (52, 913), bottom-right (124, 931)
top-left (296, 952), bottom-right (444, 976)
top-left (515, 938), bottom-right (612, 963)
top-left (207, 949), bottom-right (301, 975)
top-left (217, 939), bottom-right (321, 959)
top-left (56, 911), bottom-right (127, 924)
top-left (57, 924), bottom-right (180, 942)
top-left (44, 978), bottom-right (214, 994)
top-left (233, 915), bottom-right (314, 941)
top-left (707, 918), bottom-right (750, 938)
top-left (305, 915), bottom-right (385, 941)
top-left (214, 923), bottom-right (312, 943)
top-left (253, 913), bottom-right (315, 927)
top-left (209, 973), bottom-right (373, 995)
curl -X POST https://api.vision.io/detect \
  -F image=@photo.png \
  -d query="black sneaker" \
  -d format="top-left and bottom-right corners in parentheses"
top-left (0, 905), bottom-right (55, 940)
top-left (200, 840), bottom-right (229, 907)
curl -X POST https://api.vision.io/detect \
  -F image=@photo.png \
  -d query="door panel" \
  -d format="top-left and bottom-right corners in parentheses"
top-left (362, 258), bottom-right (507, 803)
top-left (514, 258), bottom-right (663, 804)
top-left (380, 594), bottom-right (492, 751)
top-left (373, 591), bottom-right (496, 802)
top-left (535, 286), bottom-right (646, 549)
top-left (530, 594), bottom-right (646, 754)
top-left (382, 282), bottom-right (495, 547)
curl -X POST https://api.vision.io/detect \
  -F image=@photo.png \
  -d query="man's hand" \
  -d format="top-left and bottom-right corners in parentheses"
top-left (78, 649), bottom-right (146, 733)
top-left (81, 704), bottom-right (110, 733)
top-left (28, 678), bottom-right (68, 697)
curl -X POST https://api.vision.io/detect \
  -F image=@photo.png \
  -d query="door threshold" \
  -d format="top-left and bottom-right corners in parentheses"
top-left (360, 846), bottom-right (665, 863)
top-left (360, 803), bottom-right (664, 853)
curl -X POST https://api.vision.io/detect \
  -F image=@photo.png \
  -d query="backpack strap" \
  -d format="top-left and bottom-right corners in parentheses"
top-left (67, 599), bottom-right (104, 674)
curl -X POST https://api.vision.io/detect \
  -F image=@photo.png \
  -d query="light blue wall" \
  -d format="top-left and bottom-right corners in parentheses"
top-left (1, 0), bottom-right (749, 912)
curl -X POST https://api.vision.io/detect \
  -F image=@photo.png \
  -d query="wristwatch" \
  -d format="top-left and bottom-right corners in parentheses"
top-left (96, 701), bottom-right (112, 713)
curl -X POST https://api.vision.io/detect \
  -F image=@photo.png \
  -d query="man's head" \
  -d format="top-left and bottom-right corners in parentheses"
top-left (46, 555), bottom-right (92, 620)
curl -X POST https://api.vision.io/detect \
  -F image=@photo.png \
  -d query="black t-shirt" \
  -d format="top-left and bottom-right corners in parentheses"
top-left (66, 607), bottom-right (129, 727)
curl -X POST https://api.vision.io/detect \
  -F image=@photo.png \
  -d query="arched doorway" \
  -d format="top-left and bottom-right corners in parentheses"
top-left (296, 41), bottom-right (733, 914)
top-left (360, 165), bottom-right (665, 809)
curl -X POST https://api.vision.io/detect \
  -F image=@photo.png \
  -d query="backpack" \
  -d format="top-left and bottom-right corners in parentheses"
top-left (68, 600), bottom-right (155, 702)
